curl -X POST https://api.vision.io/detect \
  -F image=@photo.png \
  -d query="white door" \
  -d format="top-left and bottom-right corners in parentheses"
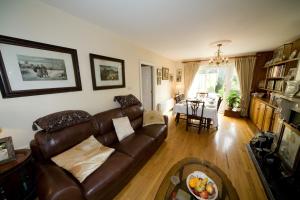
top-left (141, 65), bottom-right (153, 110)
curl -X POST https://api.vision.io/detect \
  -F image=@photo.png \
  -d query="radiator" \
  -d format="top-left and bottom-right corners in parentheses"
top-left (157, 98), bottom-right (175, 114)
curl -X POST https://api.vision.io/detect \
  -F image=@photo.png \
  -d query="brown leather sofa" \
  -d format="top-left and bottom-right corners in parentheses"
top-left (30, 105), bottom-right (168, 200)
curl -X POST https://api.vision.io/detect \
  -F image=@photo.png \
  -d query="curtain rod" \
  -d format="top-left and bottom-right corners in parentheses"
top-left (181, 54), bottom-right (257, 63)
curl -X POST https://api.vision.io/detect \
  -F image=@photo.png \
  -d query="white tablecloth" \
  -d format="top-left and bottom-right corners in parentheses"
top-left (173, 101), bottom-right (218, 128)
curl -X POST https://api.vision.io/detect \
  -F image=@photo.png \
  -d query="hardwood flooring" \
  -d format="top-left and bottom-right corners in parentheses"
top-left (114, 114), bottom-right (267, 200)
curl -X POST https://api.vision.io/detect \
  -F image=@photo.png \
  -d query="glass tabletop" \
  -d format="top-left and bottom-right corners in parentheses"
top-left (155, 158), bottom-right (239, 200)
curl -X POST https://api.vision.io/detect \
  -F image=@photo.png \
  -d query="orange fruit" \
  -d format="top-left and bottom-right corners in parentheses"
top-left (189, 177), bottom-right (200, 188)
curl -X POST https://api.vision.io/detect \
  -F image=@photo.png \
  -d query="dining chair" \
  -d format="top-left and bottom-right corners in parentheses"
top-left (206, 96), bottom-right (223, 130)
top-left (186, 99), bottom-right (205, 133)
top-left (175, 94), bottom-right (186, 125)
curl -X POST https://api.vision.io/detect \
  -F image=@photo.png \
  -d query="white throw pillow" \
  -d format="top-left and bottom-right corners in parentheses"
top-left (112, 116), bottom-right (135, 141)
top-left (51, 135), bottom-right (115, 182)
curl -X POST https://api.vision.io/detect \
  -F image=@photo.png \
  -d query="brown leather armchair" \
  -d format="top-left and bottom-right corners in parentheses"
top-left (30, 105), bottom-right (168, 200)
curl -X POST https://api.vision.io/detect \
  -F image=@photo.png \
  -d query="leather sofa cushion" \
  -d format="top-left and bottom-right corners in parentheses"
top-left (93, 108), bottom-right (123, 146)
top-left (82, 151), bottom-right (133, 200)
top-left (121, 105), bottom-right (143, 130)
top-left (136, 124), bottom-right (167, 141)
top-left (35, 120), bottom-right (95, 160)
top-left (115, 134), bottom-right (154, 158)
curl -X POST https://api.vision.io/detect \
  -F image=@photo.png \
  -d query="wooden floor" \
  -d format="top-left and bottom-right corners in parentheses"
top-left (114, 114), bottom-right (267, 200)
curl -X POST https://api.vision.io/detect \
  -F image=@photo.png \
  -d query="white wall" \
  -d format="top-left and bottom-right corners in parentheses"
top-left (0, 0), bottom-right (176, 148)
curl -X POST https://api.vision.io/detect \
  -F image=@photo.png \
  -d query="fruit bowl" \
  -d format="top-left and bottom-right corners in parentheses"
top-left (186, 171), bottom-right (218, 200)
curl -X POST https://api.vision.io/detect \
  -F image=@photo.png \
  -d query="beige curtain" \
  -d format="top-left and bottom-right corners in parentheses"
top-left (235, 56), bottom-right (256, 117)
top-left (184, 62), bottom-right (200, 97)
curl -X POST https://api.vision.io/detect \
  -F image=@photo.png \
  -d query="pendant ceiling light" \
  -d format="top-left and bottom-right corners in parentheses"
top-left (209, 40), bottom-right (231, 65)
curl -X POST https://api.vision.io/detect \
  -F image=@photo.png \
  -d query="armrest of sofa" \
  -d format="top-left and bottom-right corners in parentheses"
top-left (163, 115), bottom-right (168, 126)
top-left (30, 140), bottom-right (45, 161)
top-left (36, 163), bottom-right (85, 200)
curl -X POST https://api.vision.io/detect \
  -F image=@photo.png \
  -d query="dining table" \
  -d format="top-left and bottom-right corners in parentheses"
top-left (173, 98), bottom-right (218, 128)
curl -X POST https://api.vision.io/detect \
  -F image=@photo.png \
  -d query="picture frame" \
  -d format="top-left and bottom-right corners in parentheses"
top-left (176, 69), bottom-right (182, 82)
top-left (287, 68), bottom-right (297, 80)
top-left (169, 73), bottom-right (173, 82)
top-left (162, 67), bottom-right (169, 80)
top-left (157, 68), bottom-right (162, 85)
top-left (278, 122), bottom-right (300, 172)
top-left (0, 136), bottom-right (15, 164)
top-left (0, 35), bottom-right (82, 98)
top-left (157, 76), bottom-right (161, 85)
top-left (90, 54), bottom-right (125, 90)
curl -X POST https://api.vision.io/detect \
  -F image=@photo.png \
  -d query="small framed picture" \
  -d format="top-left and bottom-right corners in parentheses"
top-left (169, 74), bottom-right (174, 82)
top-left (0, 136), bottom-right (15, 164)
top-left (157, 68), bottom-right (162, 85)
top-left (0, 35), bottom-right (82, 98)
top-left (90, 54), bottom-right (125, 90)
top-left (176, 69), bottom-right (182, 82)
top-left (162, 67), bottom-right (169, 80)
top-left (157, 76), bottom-right (161, 85)
top-left (287, 68), bottom-right (297, 80)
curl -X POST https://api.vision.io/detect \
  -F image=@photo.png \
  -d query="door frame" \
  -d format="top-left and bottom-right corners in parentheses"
top-left (139, 61), bottom-right (155, 110)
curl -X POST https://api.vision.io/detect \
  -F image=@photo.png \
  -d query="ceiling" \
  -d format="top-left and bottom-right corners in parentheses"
top-left (41, 0), bottom-right (300, 61)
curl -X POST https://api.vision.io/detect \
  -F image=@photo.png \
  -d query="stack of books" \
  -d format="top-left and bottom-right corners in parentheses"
top-left (268, 65), bottom-right (285, 78)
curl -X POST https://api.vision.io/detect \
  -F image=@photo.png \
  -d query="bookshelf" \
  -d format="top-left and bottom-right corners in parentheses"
top-left (259, 58), bottom-right (299, 94)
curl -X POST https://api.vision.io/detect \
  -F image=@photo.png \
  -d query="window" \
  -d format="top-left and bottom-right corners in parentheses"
top-left (188, 64), bottom-right (240, 98)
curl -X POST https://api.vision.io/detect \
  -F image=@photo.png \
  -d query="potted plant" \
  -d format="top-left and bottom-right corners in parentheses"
top-left (226, 90), bottom-right (240, 111)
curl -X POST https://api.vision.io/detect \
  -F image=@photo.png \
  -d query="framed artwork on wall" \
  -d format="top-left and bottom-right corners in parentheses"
top-left (176, 69), bottom-right (182, 82)
top-left (0, 35), bottom-right (82, 98)
top-left (0, 136), bottom-right (15, 164)
top-left (162, 67), bottom-right (169, 80)
top-left (169, 73), bottom-right (173, 82)
top-left (157, 68), bottom-right (162, 85)
top-left (90, 54), bottom-right (125, 90)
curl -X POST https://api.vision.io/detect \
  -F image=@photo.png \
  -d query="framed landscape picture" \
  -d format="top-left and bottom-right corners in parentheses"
top-left (0, 35), bottom-right (82, 98)
top-left (90, 54), bottom-right (125, 90)
top-left (162, 67), bottom-right (169, 80)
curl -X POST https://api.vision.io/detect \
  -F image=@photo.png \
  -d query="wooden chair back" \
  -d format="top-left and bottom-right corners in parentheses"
top-left (217, 97), bottom-right (223, 111)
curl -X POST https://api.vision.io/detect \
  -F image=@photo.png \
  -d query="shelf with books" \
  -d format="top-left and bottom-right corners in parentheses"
top-left (266, 77), bottom-right (284, 80)
top-left (263, 58), bottom-right (299, 68)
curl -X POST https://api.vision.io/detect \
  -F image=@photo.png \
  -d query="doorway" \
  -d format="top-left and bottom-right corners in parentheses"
top-left (141, 64), bottom-right (154, 111)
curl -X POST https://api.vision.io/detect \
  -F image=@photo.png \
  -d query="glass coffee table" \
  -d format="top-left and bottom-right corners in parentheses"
top-left (155, 157), bottom-right (239, 200)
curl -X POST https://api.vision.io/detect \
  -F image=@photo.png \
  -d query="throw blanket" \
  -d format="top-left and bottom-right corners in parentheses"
top-left (32, 110), bottom-right (91, 133)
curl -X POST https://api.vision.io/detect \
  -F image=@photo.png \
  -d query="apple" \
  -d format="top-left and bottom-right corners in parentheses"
top-left (200, 191), bottom-right (209, 199)
top-left (206, 183), bottom-right (215, 194)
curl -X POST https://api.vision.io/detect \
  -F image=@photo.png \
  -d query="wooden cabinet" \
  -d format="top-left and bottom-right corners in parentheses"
top-left (249, 97), bottom-right (276, 132)
top-left (262, 106), bottom-right (274, 132)
top-left (256, 102), bottom-right (266, 130)
top-left (250, 97), bottom-right (260, 125)
top-left (0, 149), bottom-right (36, 200)
top-left (271, 111), bottom-right (281, 134)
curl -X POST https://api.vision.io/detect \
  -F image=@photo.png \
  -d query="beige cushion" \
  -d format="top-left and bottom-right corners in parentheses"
top-left (143, 111), bottom-right (165, 127)
top-left (51, 135), bottom-right (115, 182)
top-left (112, 116), bottom-right (135, 141)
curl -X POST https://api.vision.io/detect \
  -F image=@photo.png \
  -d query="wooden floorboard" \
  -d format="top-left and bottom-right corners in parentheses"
top-left (114, 114), bottom-right (268, 200)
